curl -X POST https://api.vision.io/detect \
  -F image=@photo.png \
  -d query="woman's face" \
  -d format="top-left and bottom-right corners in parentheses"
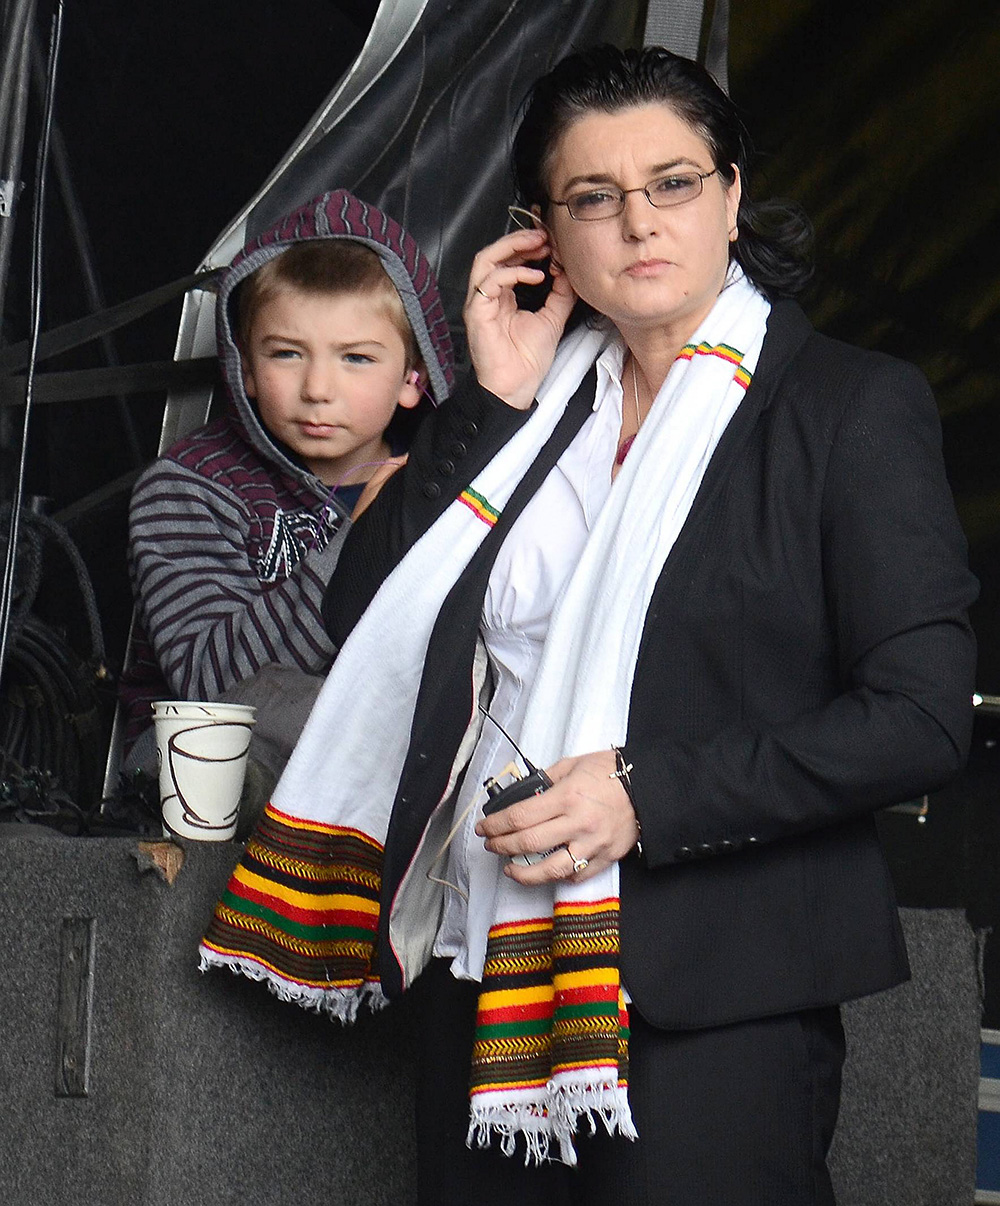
top-left (543, 103), bottom-right (741, 342)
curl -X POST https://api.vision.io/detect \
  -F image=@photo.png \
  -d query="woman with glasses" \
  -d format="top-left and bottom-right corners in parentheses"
top-left (220, 44), bottom-right (975, 1205)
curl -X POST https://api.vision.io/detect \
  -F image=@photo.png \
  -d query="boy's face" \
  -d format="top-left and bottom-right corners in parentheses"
top-left (241, 286), bottom-right (422, 487)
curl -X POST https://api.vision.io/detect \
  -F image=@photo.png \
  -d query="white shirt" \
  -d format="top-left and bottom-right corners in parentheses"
top-left (432, 336), bottom-right (630, 977)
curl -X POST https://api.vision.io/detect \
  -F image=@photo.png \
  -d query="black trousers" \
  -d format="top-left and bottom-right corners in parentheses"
top-left (413, 959), bottom-right (844, 1206)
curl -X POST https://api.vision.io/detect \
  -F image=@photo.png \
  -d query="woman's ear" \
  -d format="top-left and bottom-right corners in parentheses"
top-left (531, 203), bottom-right (563, 273)
top-left (725, 165), bottom-right (742, 238)
top-left (397, 365), bottom-right (425, 409)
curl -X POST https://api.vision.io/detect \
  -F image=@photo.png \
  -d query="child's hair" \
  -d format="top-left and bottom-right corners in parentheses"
top-left (235, 240), bottom-right (421, 368)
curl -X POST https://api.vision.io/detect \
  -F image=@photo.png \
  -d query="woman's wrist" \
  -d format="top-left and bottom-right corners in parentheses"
top-left (610, 745), bottom-right (643, 860)
top-left (473, 374), bottom-right (538, 412)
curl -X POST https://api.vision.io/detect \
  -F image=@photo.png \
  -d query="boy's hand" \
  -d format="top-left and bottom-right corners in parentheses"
top-left (463, 229), bottom-right (577, 411)
top-left (350, 455), bottom-right (408, 520)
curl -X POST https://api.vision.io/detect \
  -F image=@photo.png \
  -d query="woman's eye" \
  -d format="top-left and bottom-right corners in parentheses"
top-left (650, 174), bottom-right (699, 197)
top-left (572, 189), bottom-right (619, 211)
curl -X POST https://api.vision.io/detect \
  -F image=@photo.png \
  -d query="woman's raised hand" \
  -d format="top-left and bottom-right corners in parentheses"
top-left (463, 228), bottom-right (577, 410)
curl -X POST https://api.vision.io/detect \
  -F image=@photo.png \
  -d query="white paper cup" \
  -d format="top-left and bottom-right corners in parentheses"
top-left (152, 701), bottom-right (256, 841)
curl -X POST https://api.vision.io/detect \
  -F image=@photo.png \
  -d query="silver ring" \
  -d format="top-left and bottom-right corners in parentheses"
top-left (565, 845), bottom-right (589, 875)
top-left (474, 285), bottom-right (491, 299)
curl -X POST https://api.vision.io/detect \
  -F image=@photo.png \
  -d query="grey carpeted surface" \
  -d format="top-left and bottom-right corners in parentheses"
top-left (0, 832), bottom-right (981, 1205)
top-left (0, 831), bottom-right (418, 1206)
top-left (829, 908), bottom-right (981, 1206)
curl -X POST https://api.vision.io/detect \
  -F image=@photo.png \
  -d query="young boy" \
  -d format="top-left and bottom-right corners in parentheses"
top-left (120, 190), bottom-right (454, 794)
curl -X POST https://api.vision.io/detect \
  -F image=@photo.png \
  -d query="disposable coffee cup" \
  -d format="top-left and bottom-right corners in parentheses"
top-left (152, 701), bottom-right (256, 841)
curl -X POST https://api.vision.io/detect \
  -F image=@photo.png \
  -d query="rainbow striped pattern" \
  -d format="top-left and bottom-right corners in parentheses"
top-left (201, 803), bottom-right (382, 991)
top-left (677, 340), bottom-right (753, 391)
top-left (471, 898), bottom-right (628, 1099)
top-left (458, 487), bottom-right (500, 527)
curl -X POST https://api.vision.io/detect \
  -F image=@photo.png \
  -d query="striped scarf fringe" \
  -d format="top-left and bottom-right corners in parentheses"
top-left (468, 900), bottom-right (636, 1162)
top-left (200, 802), bottom-right (387, 1022)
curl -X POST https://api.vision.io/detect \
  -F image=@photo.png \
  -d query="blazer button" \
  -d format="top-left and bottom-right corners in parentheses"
top-left (718, 839), bottom-right (736, 854)
top-left (696, 843), bottom-right (713, 858)
top-left (746, 836), bottom-right (759, 847)
top-left (461, 420), bottom-right (479, 438)
top-left (437, 459), bottom-right (456, 476)
top-left (450, 440), bottom-right (468, 457)
top-left (675, 846), bottom-right (695, 861)
top-left (422, 482), bottom-right (442, 500)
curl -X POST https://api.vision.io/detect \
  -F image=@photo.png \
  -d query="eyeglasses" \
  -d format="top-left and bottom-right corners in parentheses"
top-left (550, 169), bottom-right (718, 221)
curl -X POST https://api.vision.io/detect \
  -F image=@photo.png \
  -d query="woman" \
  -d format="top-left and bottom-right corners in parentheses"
top-left (202, 46), bottom-right (977, 1205)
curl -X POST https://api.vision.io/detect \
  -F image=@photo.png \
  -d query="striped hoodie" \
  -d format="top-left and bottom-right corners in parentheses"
top-left (120, 190), bottom-right (455, 748)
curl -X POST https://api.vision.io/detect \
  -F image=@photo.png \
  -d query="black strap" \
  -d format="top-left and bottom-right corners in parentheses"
top-left (0, 357), bottom-right (218, 407)
top-left (704, 0), bottom-right (730, 93)
top-left (642, 0), bottom-right (729, 95)
top-left (643, 0), bottom-right (705, 59)
top-left (0, 269), bottom-right (217, 372)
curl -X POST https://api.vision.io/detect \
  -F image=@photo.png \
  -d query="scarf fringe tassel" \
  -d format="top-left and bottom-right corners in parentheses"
top-left (197, 948), bottom-right (386, 1023)
top-left (468, 1081), bottom-right (638, 1167)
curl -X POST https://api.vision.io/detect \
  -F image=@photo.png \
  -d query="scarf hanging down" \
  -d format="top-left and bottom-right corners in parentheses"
top-left (200, 268), bottom-right (771, 1164)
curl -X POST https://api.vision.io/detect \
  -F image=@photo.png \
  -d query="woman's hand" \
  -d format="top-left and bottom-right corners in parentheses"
top-left (463, 228), bottom-right (577, 411)
top-left (475, 749), bottom-right (639, 884)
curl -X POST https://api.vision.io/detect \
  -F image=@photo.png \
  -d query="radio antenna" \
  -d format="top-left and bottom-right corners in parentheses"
top-left (477, 704), bottom-right (542, 773)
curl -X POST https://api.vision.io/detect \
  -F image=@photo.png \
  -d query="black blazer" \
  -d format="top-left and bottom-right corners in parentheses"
top-left (323, 301), bottom-right (978, 1029)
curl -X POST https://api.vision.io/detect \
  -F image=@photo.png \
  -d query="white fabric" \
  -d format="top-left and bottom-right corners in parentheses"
top-left (464, 274), bottom-right (770, 1159)
top-left (433, 338), bottom-right (629, 971)
top-left (205, 267), bottom-right (771, 1163)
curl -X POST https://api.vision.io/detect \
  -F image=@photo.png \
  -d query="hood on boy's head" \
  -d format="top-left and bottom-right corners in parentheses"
top-left (215, 189), bottom-right (455, 477)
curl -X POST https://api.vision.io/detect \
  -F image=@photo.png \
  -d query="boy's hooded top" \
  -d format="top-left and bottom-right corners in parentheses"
top-left (122, 190), bottom-right (454, 746)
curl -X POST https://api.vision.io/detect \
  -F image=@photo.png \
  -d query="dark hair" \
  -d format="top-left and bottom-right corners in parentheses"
top-left (235, 240), bottom-right (420, 367)
top-left (512, 45), bottom-right (812, 300)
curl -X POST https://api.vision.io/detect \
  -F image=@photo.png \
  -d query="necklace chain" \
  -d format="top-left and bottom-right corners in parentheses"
top-left (615, 354), bottom-right (644, 469)
top-left (631, 355), bottom-right (641, 433)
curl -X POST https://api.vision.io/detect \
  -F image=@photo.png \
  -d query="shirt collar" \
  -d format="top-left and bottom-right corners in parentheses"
top-left (593, 332), bottom-right (628, 413)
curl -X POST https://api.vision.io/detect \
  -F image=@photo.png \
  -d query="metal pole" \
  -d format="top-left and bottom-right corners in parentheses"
top-left (0, 0), bottom-right (35, 162)
top-left (0, 0), bottom-right (62, 695)
top-left (0, 0), bottom-right (35, 329)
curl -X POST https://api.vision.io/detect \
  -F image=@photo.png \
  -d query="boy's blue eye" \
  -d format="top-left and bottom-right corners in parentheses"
top-left (269, 348), bottom-right (300, 360)
top-left (344, 352), bottom-right (375, 364)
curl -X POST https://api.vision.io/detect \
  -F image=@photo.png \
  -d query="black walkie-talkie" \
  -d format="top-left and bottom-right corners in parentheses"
top-left (479, 707), bottom-right (553, 817)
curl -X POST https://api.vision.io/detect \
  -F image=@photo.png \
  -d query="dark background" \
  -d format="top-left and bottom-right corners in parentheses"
top-left (3, 0), bottom-right (995, 681)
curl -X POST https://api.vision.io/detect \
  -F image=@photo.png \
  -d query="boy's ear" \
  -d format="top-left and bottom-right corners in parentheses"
top-left (397, 365), bottom-right (425, 410)
top-left (240, 351), bottom-right (257, 400)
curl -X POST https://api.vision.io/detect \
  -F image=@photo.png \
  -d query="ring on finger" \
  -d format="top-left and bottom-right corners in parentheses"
top-left (564, 844), bottom-right (589, 875)
top-left (474, 285), bottom-right (492, 300)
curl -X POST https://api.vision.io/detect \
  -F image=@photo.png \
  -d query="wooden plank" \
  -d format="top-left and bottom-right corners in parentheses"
top-left (55, 917), bottom-right (96, 1098)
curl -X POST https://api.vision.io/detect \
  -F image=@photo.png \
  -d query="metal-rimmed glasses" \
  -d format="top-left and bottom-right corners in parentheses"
top-left (549, 168), bottom-right (719, 221)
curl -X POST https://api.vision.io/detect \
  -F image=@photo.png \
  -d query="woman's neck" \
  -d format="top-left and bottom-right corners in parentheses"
top-left (621, 326), bottom-right (688, 399)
